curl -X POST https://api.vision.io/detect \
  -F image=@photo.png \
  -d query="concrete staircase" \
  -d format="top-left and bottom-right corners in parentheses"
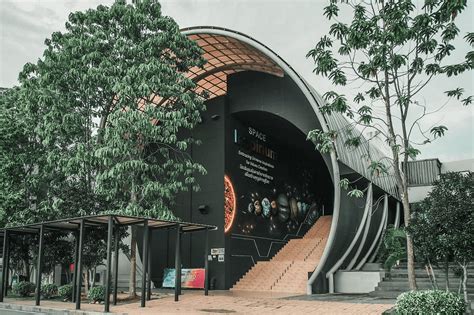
top-left (231, 215), bottom-right (332, 294)
top-left (370, 263), bottom-right (474, 301)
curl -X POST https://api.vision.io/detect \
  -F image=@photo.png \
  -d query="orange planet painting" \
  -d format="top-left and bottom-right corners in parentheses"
top-left (224, 175), bottom-right (236, 233)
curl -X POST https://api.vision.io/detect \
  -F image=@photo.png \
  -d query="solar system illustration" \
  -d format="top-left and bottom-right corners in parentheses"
top-left (225, 120), bottom-right (324, 239)
top-left (224, 161), bottom-right (321, 237)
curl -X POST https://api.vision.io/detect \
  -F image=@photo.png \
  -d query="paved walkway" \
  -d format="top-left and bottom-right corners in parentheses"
top-left (3, 290), bottom-right (394, 314)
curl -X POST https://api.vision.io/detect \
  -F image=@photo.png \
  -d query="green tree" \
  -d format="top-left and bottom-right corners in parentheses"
top-left (409, 200), bottom-right (441, 289)
top-left (2, 0), bottom-right (207, 297)
top-left (307, 0), bottom-right (473, 290)
top-left (377, 225), bottom-right (407, 277)
top-left (410, 172), bottom-right (473, 303)
top-left (12, 0), bottom-right (206, 296)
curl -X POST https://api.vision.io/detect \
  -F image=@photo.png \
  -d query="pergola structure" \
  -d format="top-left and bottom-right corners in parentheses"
top-left (0, 215), bottom-right (217, 312)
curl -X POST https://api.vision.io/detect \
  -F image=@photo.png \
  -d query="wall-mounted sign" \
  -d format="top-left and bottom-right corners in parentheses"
top-left (211, 248), bottom-right (225, 255)
top-left (162, 268), bottom-right (205, 289)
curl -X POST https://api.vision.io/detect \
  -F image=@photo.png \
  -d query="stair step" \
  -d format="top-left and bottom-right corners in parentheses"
top-left (231, 215), bottom-right (332, 294)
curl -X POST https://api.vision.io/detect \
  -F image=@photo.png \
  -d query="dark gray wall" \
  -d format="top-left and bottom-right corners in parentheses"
top-left (146, 95), bottom-right (228, 289)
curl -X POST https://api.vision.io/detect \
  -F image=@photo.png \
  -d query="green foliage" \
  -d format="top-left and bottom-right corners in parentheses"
top-left (408, 172), bottom-right (474, 266)
top-left (58, 284), bottom-right (73, 301)
top-left (306, 0), bottom-right (472, 185)
top-left (395, 290), bottom-right (465, 315)
top-left (12, 281), bottom-right (36, 297)
top-left (307, 129), bottom-right (335, 154)
top-left (430, 125), bottom-right (448, 138)
top-left (88, 285), bottom-right (106, 302)
top-left (41, 283), bottom-right (58, 299)
top-left (339, 178), bottom-right (350, 190)
top-left (378, 225), bottom-right (407, 272)
top-left (32, 232), bottom-right (74, 275)
top-left (347, 189), bottom-right (364, 198)
top-left (307, 1), bottom-right (472, 289)
top-left (0, 0), bottom-right (203, 275)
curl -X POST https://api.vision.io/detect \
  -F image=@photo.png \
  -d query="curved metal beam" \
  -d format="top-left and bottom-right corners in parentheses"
top-left (368, 197), bottom-right (389, 263)
top-left (394, 202), bottom-right (400, 228)
top-left (326, 183), bottom-right (373, 293)
top-left (180, 26), bottom-right (342, 295)
top-left (346, 196), bottom-right (374, 271)
top-left (355, 194), bottom-right (388, 270)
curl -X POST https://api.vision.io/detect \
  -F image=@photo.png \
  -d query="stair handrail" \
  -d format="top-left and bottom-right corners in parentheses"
top-left (326, 183), bottom-right (373, 293)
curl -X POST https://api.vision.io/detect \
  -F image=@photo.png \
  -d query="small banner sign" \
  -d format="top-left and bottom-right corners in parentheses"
top-left (162, 268), bottom-right (205, 289)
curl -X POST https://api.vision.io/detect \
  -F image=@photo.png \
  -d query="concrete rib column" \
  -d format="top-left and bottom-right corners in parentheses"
top-left (326, 183), bottom-right (373, 293)
top-left (368, 198), bottom-right (389, 263)
top-left (355, 194), bottom-right (388, 270)
top-left (346, 197), bottom-right (374, 271)
top-left (394, 202), bottom-right (401, 228)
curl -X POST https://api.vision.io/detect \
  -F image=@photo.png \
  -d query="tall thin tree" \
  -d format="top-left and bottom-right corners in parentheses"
top-left (307, 0), bottom-right (472, 290)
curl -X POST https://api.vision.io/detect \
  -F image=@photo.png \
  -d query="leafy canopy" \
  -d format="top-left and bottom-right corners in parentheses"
top-left (408, 172), bottom-right (474, 266)
top-left (307, 0), bottom-right (472, 188)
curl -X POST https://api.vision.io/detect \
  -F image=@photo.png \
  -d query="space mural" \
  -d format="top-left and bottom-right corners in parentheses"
top-left (225, 118), bottom-right (322, 240)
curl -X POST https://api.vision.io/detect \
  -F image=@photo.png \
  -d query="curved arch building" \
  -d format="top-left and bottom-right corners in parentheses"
top-left (147, 26), bottom-right (401, 295)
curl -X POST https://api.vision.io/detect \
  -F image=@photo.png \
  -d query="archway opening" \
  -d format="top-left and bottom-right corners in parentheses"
top-left (225, 110), bottom-right (333, 285)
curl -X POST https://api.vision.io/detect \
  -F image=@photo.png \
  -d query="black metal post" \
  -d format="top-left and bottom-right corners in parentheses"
top-left (147, 230), bottom-right (152, 301)
top-left (204, 228), bottom-right (209, 296)
top-left (174, 224), bottom-right (181, 302)
top-left (113, 226), bottom-right (119, 306)
top-left (72, 231), bottom-right (79, 303)
top-left (75, 220), bottom-right (85, 310)
top-left (0, 230), bottom-right (9, 302)
top-left (140, 220), bottom-right (149, 307)
top-left (178, 229), bottom-right (182, 296)
top-left (104, 217), bottom-right (114, 312)
top-left (4, 233), bottom-right (9, 297)
top-left (35, 224), bottom-right (45, 306)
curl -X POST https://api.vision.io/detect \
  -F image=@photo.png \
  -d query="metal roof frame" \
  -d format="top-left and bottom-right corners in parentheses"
top-left (0, 214), bottom-right (217, 235)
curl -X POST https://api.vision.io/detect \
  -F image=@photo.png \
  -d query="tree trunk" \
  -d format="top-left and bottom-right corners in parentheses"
top-left (401, 194), bottom-right (417, 290)
top-left (91, 268), bottom-right (96, 289)
top-left (461, 263), bottom-right (468, 304)
top-left (429, 260), bottom-right (438, 290)
top-left (129, 227), bottom-right (137, 298)
top-left (425, 261), bottom-right (438, 290)
top-left (84, 271), bottom-right (89, 296)
top-left (445, 258), bottom-right (449, 291)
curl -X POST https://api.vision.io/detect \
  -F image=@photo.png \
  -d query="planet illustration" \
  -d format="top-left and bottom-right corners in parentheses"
top-left (224, 175), bottom-right (236, 233)
top-left (268, 216), bottom-right (280, 235)
top-left (289, 198), bottom-right (298, 220)
top-left (254, 200), bottom-right (262, 215)
top-left (306, 203), bottom-right (320, 225)
top-left (261, 198), bottom-right (271, 217)
top-left (277, 193), bottom-right (290, 222)
top-left (297, 202), bottom-right (308, 219)
top-left (270, 200), bottom-right (278, 215)
top-left (302, 203), bottom-right (309, 216)
top-left (247, 202), bottom-right (255, 213)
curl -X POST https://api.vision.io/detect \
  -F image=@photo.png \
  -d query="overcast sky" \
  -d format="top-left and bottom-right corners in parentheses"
top-left (1, 0), bottom-right (472, 162)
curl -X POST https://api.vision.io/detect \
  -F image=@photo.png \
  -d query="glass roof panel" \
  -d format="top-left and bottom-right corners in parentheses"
top-left (147, 33), bottom-right (283, 108)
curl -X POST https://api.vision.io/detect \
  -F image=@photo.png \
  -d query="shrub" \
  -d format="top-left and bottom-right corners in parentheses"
top-left (41, 283), bottom-right (58, 299)
top-left (12, 281), bottom-right (36, 297)
top-left (88, 285), bottom-right (106, 302)
top-left (58, 284), bottom-right (74, 301)
top-left (396, 290), bottom-right (466, 314)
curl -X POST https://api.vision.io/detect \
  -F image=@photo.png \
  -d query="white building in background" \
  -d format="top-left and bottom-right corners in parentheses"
top-left (406, 158), bottom-right (474, 203)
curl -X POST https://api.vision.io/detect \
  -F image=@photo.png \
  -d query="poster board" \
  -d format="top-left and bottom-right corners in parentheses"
top-left (162, 268), bottom-right (205, 289)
